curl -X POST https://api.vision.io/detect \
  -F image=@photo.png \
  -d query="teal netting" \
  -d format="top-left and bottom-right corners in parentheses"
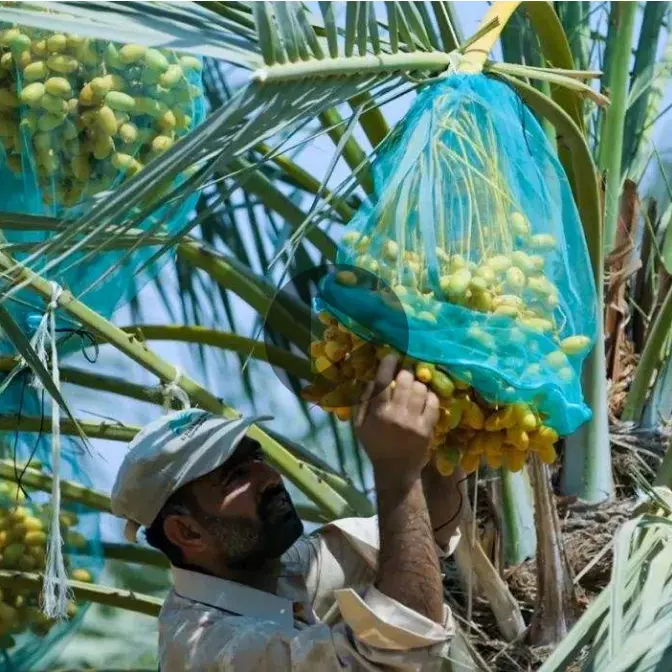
top-left (0, 25), bottom-right (203, 668)
top-left (318, 74), bottom-right (597, 436)
top-left (0, 376), bottom-right (103, 670)
top-left (0, 25), bottom-right (206, 343)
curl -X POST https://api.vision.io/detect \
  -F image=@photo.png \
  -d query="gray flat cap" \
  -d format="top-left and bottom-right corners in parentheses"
top-left (111, 409), bottom-right (272, 541)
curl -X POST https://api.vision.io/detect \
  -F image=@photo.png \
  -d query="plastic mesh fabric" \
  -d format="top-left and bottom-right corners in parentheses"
top-left (318, 74), bottom-right (597, 436)
top-left (0, 25), bottom-right (206, 338)
top-left (0, 377), bottom-right (103, 670)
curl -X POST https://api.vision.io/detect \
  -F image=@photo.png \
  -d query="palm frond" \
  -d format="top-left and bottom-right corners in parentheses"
top-left (539, 487), bottom-right (672, 671)
top-left (622, 1), bottom-right (670, 173)
top-left (0, 1), bottom-right (262, 66)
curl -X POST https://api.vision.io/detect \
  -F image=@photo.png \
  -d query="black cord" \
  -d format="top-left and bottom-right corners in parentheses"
top-left (11, 372), bottom-right (28, 497)
top-left (17, 386), bottom-right (46, 500)
top-left (55, 327), bottom-right (99, 363)
top-left (5, 328), bottom-right (95, 504)
top-left (11, 375), bottom-right (46, 503)
top-left (432, 474), bottom-right (469, 536)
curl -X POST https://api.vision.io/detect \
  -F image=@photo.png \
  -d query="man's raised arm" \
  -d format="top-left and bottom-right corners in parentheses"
top-left (355, 355), bottom-right (444, 624)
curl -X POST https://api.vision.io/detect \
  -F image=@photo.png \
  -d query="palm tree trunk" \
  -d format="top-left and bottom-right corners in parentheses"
top-left (529, 453), bottom-right (580, 645)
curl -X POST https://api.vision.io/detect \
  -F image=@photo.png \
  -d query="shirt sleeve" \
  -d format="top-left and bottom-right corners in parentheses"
top-left (303, 515), bottom-right (461, 617)
top-left (163, 600), bottom-right (453, 672)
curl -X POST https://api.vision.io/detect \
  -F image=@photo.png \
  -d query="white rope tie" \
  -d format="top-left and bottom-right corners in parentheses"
top-left (0, 285), bottom-right (62, 395)
top-left (161, 367), bottom-right (191, 413)
top-left (34, 282), bottom-right (72, 620)
top-left (41, 283), bottom-right (71, 619)
top-left (438, 50), bottom-right (472, 79)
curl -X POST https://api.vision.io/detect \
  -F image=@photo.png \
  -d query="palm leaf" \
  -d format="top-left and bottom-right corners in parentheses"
top-left (0, 1), bottom-right (261, 66)
top-left (539, 487), bottom-right (672, 671)
top-left (621, 2), bottom-right (670, 172)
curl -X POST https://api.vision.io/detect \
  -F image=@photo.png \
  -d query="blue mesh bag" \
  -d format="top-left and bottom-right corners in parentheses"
top-left (0, 21), bottom-right (206, 329)
top-left (317, 74), bottom-right (597, 438)
top-left (0, 376), bottom-right (103, 670)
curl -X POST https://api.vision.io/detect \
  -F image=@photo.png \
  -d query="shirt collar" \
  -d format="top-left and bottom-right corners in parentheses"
top-left (172, 566), bottom-right (295, 628)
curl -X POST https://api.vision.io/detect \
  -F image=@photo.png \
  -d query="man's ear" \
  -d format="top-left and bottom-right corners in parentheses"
top-left (164, 515), bottom-right (205, 552)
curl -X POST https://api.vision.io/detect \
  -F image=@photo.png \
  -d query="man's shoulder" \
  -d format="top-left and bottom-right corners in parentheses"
top-left (310, 515), bottom-right (380, 560)
top-left (158, 590), bottom-right (298, 670)
top-left (159, 588), bottom-right (251, 646)
top-left (285, 516), bottom-right (379, 556)
top-left (160, 588), bottom-right (236, 622)
top-left (302, 515), bottom-right (378, 540)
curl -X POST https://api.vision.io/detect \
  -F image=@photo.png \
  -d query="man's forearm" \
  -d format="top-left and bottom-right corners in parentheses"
top-left (422, 464), bottom-right (465, 551)
top-left (374, 473), bottom-right (444, 624)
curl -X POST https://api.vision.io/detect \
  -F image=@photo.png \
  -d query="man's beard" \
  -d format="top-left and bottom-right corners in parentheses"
top-left (204, 484), bottom-right (304, 571)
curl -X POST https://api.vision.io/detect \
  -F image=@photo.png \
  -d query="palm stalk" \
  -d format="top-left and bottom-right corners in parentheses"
top-left (225, 157), bottom-right (338, 258)
top-left (111, 325), bottom-right (313, 381)
top-left (0, 459), bottom-right (111, 512)
top-left (628, 31), bottom-right (672, 182)
top-left (622, 283), bottom-right (672, 422)
top-left (0, 570), bottom-right (162, 617)
top-left (500, 468), bottom-right (536, 565)
top-left (254, 142), bottom-right (356, 221)
top-left (0, 360), bottom-right (172, 409)
top-left (496, 75), bottom-right (612, 502)
top-left (318, 107), bottom-right (374, 195)
top-left (455, 483), bottom-right (526, 642)
top-left (348, 91), bottom-right (390, 150)
top-left (529, 454), bottom-right (580, 645)
top-left (592, 0), bottom-right (618, 154)
top-left (0, 416), bottom-right (137, 445)
top-left (177, 241), bottom-right (314, 351)
top-left (598, 2), bottom-right (637, 254)
top-left (95, 542), bottom-right (168, 568)
top-left (555, 1), bottom-right (589, 72)
top-left (563, 328), bottom-right (612, 502)
top-left (621, 1), bottom-right (670, 173)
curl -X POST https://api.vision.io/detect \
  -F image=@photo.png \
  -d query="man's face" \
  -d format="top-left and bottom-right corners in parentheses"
top-left (183, 437), bottom-right (304, 571)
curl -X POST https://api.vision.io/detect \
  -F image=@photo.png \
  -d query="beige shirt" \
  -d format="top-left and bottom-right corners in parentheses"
top-left (159, 515), bottom-right (460, 671)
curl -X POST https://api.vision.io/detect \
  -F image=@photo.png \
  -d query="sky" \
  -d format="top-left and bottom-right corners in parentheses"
top-left (53, 1), bottom-right (672, 545)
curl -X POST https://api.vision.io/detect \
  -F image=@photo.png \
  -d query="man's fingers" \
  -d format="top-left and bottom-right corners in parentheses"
top-left (407, 380), bottom-right (428, 416)
top-left (389, 369), bottom-right (414, 407)
top-left (368, 354), bottom-right (398, 409)
top-left (423, 391), bottom-right (440, 429)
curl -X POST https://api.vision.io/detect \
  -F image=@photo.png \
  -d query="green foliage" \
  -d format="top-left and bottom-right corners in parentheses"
top-left (540, 487), bottom-right (672, 672)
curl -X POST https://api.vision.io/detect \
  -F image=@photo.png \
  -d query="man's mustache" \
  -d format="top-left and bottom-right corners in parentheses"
top-left (258, 484), bottom-right (294, 517)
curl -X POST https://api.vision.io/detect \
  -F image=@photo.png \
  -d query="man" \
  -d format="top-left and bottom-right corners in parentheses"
top-left (111, 355), bottom-right (465, 671)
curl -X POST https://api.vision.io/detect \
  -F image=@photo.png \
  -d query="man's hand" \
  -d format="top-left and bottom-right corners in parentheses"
top-left (355, 355), bottom-right (445, 625)
top-left (355, 354), bottom-right (440, 486)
